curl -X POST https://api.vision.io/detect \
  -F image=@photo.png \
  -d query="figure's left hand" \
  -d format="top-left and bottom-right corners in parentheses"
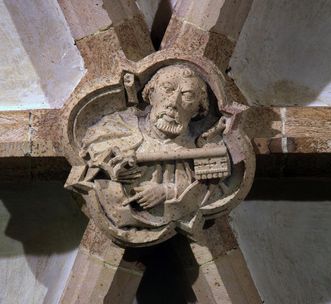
top-left (122, 182), bottom-right (166, 209)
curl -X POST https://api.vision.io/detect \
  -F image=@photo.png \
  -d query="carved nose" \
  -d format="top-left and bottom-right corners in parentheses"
top-left (167, 90), bottom-right (181, 108)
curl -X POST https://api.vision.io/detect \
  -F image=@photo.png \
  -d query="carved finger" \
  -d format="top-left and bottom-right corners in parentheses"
top-left (118, 179), bottom-right (136, 184)
top-left (140, 200), bottom-right (153, 207)
top-left (118, 172), bottom-right (142, 179)
top-left (122, 192), bottom-right (144, 206)
top-left (133, 186), bottom-right (146, 193)
top-left (142, 197), bottom-right (162, 209)
top-left (137, 196), bottom-right (149, 204)
top-left (141, 203), bottom-right (151, 209)
top-left (118, 175), bottom-right (142, 181)
top-left (117, 167), bottom-right (141, 175)
top-left (109, 155), bottom-right (123, 166)
top-left (122, 175), bottom-right (142, 180)
top-left (137, 192), bottom-right (154, 203)
top-left (142, 202), bottom-right (156, 209)
top-left (120, 167), bottom-right (141, 175)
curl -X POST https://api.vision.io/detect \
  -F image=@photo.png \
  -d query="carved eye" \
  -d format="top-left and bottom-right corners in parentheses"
top-left (182, 91), bottom-right (194, 100)
top-left (161, 82), bottom-right (175, 93)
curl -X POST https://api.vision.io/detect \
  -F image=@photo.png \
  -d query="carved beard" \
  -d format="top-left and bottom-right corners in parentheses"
top-left (155, 118), bottom-right (184, 136)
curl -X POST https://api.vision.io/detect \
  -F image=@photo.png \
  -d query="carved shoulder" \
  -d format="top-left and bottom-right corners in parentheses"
top-left (81, 107), bottom-right (143, 162)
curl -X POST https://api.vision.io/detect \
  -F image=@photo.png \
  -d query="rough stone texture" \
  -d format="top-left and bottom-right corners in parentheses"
top-left (30, 110), bottom-right (63, 157)
top-left (62, 54), bottom-right (255, 247)
top-left (102, 0), bottom-right (142, 26)
top-left (60, 221), bottom-right (144, 304)
top-left (135, 0), bottom-right (162, 30)
top-left (0, 112), bottom-right (30, 157)
top-left (172, 220), bottom-right (261, 304)
top-left (59, 0), bottom-right (154, 62)
top-left (58, 0), bottom-right (112, 40)
top-left (173, 0), bottom-right (252, 37)
top-left (161, 0), bottom-right (253, 67)
top-left (243, 107), bottom-right (331, 154)
top-left (0, 110), bottom-right (63, 158)
top-left (3, 0), bottom-right (331, 303)
top-left (161, 0), bottom-right (251, 106)
top-left (56, 4), bottom-right (259, 296)
top-left (2, 106), bottom-right (331, 159)
top-left (162, 16), bottom-right (209, 55)
top-left (113, 14), bottom-right (155, 61)
top-left (75, 29), bottom-right (123, 83)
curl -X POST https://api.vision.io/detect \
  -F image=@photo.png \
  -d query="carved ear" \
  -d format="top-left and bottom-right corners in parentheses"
top-left (142, 82), bottom-right (153, 104)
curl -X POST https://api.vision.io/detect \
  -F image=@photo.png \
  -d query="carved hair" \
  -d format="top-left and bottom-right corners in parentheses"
top-left (142, 65), bottom-right (209, 117)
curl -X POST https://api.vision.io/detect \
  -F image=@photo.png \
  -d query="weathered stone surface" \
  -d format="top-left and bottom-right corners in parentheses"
top-left (243, 107), bottom-right (331, 154)
top-left (63, 54), bottom-right (255, 247)
top-left (172, 217), bottom-right (262, 304)
top-left (113, 14), bottom-right (154, 61)
top-left (58, 0), bottom-right (112, 40)
top-left (3, 1), bottom-right (330, 304)
top-left (2, 106), bottom-right (331, 158)
top-left (0, 112), bottom-right (30, 157)
top-left (161, 0), bottom-right (253, 107)
top-left (30, 110), bottom-right (63, 157)
top-left (60, 0), bottom-right (154, 62)
top-left (75, 29), bottom-right (123, 83)
top-left (173, 0), bottom-right (253, 37)
top-left (60, 221), bottom-right (144, 304)
top-left (0, 110), bottom-right (63, 158)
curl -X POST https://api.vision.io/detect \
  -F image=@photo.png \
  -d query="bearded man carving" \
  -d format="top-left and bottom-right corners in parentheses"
top-left (79, 65), bottom-right (229, 228)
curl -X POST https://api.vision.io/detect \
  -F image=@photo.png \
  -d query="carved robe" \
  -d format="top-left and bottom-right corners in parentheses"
top-left (81, 107), bottom-right (206, 227)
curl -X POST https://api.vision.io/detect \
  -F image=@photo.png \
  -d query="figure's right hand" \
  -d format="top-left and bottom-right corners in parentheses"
top-left (100, 147), bottom-right (142, 183)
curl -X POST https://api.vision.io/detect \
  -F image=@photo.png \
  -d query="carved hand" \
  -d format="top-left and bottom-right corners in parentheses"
top-left (197, 117), bottom-right (227, 147)
top-left (99, 148), bottom-right (142, 183)
top-left (122, 182), bottom-right (167, 209)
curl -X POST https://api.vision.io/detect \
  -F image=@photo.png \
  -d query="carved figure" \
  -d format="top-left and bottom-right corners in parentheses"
top-left (67, 64), bottom-right (236, 246)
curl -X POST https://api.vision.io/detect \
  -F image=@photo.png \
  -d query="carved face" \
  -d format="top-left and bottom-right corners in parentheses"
top-left (148, 66), bottom-right (207, 138)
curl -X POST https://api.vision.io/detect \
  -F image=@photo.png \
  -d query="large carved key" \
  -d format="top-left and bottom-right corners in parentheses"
top-left (136, 147), bottom-right (230, 180)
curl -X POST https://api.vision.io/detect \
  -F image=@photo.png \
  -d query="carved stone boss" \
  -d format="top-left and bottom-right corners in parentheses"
top-left (63, 53), bottom-right (255, 247)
